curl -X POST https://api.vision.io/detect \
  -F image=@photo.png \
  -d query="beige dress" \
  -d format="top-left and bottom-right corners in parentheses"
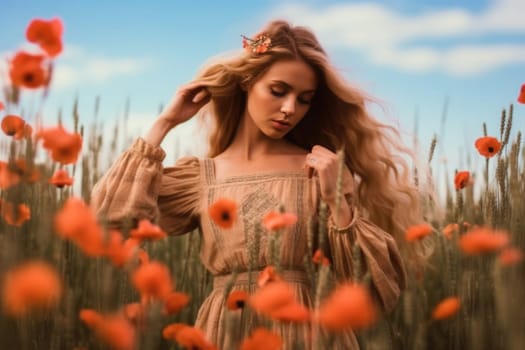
top-left (90, 138), bottom-right (406, 349)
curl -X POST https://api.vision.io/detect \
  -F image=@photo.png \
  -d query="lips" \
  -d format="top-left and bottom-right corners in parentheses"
top-left (270, 119), bottom-right (291, 131)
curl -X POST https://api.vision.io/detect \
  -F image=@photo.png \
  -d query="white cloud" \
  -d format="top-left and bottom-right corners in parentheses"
top-left (51, 45), bottom-right (151, 89)
top-left (271, 0), bottom-right (525, 75)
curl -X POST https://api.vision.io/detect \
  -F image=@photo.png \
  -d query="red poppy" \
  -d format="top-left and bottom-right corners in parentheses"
top-left (173, 325), bottom-right (217, 350)
top-left (268, 301), bottom-right (311, 323)
top-left (162, 323), bottom-right (188, 340)
top-left (257, 266), bottom-right (282, 287)
top-left (37, 126), bottom-right (83, 164)
top-left (518, 83), bottom-right (525, 104)
top-left (1, 115), bottom-right (26, 138)
top-left (103, 231), bottom-right (139, 268)
top-left (442, 223), bottom-right (459, 239)
top-left (240, 327), bottom-right (282, 350)
top-left (10, 159), bottom-right (40, 183)
top-left (49, 168), bottom-right (73, 187)
top-left (312, 249), bottom-right (330, 266)
top-left (474, 136), bottom-right (501, 158)
top-left (0, 101), bottom-right (4, 111)
top-left (122, 302), bottom-right (145, 325)
top-left (249, 281), bottom-right (296, 317)
top-left (2, 261), bottom-right (62, 316)
top-left (130, 219), bottom-right (167, 241)
top-left (208, 198), bottom-right (237, 229)
top-left (1, 202), bottom-right (31, 227)
top-left (164, 292), bottom-right (190, 315)
top-left (499, 247), bottom-right (523, 266)
top-left (316, 282), bottom-right (377, 331)
top-left (454, 171), bottom-right (471, 190)
top-left (432, 296), bottom-right (460, 320)
top-left (458, 227), bottom-right (509, 255)
top-left (0, 162), bottom-right (21, 189)
top-left (80, 309), bottom-right (135, 350)
top-left (54, 197), bottom-right (105, 256)
top-left (9, 51), bottom-right (49, 89)
top-left (405, 223), bottom-right (433, 242)
top-left (262, 210), bottom-right (298, 231)
top-left (226, 290), bottom-right (249, 310)
top-left (131, 261), bottom-right (173, 300)
top-left (26, 18), bottom-right (64, 57)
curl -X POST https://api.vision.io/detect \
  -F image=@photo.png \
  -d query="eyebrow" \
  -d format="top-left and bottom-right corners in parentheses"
top-left (271, 80), bottom-right (316, 94)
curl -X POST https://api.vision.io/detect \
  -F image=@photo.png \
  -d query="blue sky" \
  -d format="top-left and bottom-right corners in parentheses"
top-left (1, 0), bottom-right (524, 189)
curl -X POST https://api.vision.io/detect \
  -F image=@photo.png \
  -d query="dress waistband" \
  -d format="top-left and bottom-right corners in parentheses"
top-left (213, 269), bottom-right (310, 290)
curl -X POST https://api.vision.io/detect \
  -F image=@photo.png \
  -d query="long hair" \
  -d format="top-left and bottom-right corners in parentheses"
top-left (193, 20), bottom-right (424, 251)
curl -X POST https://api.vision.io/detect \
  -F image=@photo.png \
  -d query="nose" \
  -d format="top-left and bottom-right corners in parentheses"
top-left (280, 95), bottom-right (295, 117)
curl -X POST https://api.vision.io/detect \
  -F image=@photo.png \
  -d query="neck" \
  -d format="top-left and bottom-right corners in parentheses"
top-left (224, 112), bottom-right (288, 160)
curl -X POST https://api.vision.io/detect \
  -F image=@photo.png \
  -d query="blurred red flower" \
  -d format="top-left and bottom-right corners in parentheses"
top-left (257, 265), bottom-right (282, 287)
top-left (1, 201), bottom-right (31, 227)
top-left (262, 210), bottom-right (297, 231)
top-left (164, 292), bottom-right (190, 315)
top-left (226, 290), bottom-right (249, 310)
top-left (454, 171), bottom-right (471, 190)
top-left (432, 296), bottom-right (460, 320)
top-left (132, 261), bottom-right (173, 300)
top-left (240, 327), bottom-right (282, 350)
top-left (458, 227), bottom-right (509, 255)
top-left (312, 249), bottom-right (330, 266)
top-left (26, 18), bottom-right (64, 57)
top-left (2, 261), bottom-right (62, 316)
top-left (442, 223), bottom-right (459, 239)
top-left (103, 230), bottom-right (139, 268)
top-left (80, 309), bottom-right (135, 350)
top-left (1, 115), bottom-right (26, 138)
top-left (316, 282), bottom-right (377, 331)
top-left (37, 126), bottom-right (82, 164)
top-left (518, 83), bottom-right (525, 104)
top-left (405, 223), bottom-right (433, 242)
top-left (208, 198), bottom-right (237, 229)
top-left (49, 168), bottom-right (73, 188)
top-left (474, 136), bottom-right (501, 158)
top-left (499, 247), bottom-right (523, 266)
top-left (130, 219), bottom-right (167, 241)
top-left (9, 51), bottom-right (49, 89)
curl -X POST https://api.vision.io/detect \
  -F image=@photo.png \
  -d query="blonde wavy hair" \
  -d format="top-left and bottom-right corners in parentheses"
top-left (193, 20), bottom-right (424, 251)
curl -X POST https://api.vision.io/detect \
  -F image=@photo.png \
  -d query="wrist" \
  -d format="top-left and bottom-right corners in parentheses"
top-left (143, 117), bottom-right (178, 147)
top-left (328, 199), bottom-right (353, 228)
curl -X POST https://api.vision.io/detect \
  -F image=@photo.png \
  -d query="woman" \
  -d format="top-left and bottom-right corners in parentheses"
top-left (91, 20), bottom-right (422, 349)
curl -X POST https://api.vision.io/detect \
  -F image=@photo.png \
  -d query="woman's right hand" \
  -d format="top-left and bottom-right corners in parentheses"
top-left (144, 82), bottom-right (211, 147)
top-left (158, 81), bottom-right (211, 126)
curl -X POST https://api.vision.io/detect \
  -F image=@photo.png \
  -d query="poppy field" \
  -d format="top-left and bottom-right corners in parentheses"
top-left (1, 18), bottom-right (525, 350)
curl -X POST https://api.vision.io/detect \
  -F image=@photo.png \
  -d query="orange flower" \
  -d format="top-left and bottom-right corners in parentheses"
top-left (454, 171), bottom-right (471, 190)
top-left (474, 136), bottom-right (501, 158)
top-left (257, 266), bottom-right (282, 287)
top-left (2, 261), bottom-right (62, 316)
top-left (249, 281), bottom-right (296, 317)
top-left (226, 290), bottom-right (249, 310)
top-left (312, 249), bottom-right (330, 266)
top-left (9, 51), bottom-right (49, 89)
top-left (122, 302), bottom-right (145, 325)
top-left (316, 282), bottom-right (377, 331)
top-left (240, 327), bottom-right (282, 350)
top-left (173, 325), bottom-right (217, 350)
top-left (131, 261), bottom-right (173, 300)
top-left (0, 161), bottom-right (21, 189)
top-left (499, 247), bottom-right (523, 266)
top-left (405, 223), bottom-right (433, 242)
top-left (80, 309), bottom-right (135, 350)
top-left (54, 197), bottom-right (105, 256)
top-left (103, 231), bottom-right (139, 268)
top-left (442, 223), bottom-right (459, 239)
top-left (208, 198), bottom-right (237, 229)
top-left (0, 101), bottom-right (4, 111)
top-left (518, 83), bottom-right (525, 104)
top-left (164, 292), bottom-right (190, 315)
top-left (26, 18), bottom-right (64, 57)
top-left (130, 219), bottom-right (167, 241)
top-left (37, 126), bottom-right (83, 164)
top-left (262, 210), bottom-right (298, 231)
top-left (162, 323), bottom-right (188, 340)
top-left (268, 301), bottom-right (310, 323)
top-left (1, 201), bottom-right (31, 227)
top-left (458, 227), bottom-right (509, 255)
top-left (431, 296), bottom-right (460, 320)
top-left (1, 115), bottom-right (26, 138)
top-left (11, 159), bottom-right (40, 183)
top-left (49, 168), bottom-right (73, 187)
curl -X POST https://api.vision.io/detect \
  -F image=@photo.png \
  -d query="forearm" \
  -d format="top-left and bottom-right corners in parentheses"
top-left (327, 199), bottom-right (353, 228)
top-left (143, 117), bottom-right (178, 147)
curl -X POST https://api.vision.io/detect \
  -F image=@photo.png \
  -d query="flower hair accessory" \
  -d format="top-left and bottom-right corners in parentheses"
top-left (241, 34), bottom-right (272, 54)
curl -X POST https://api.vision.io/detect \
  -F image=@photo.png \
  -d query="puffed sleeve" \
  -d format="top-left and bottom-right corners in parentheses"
top-left (90, 137), bottom-right (201, 236)
top-left (326, 176), bottom-right (406, 312)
